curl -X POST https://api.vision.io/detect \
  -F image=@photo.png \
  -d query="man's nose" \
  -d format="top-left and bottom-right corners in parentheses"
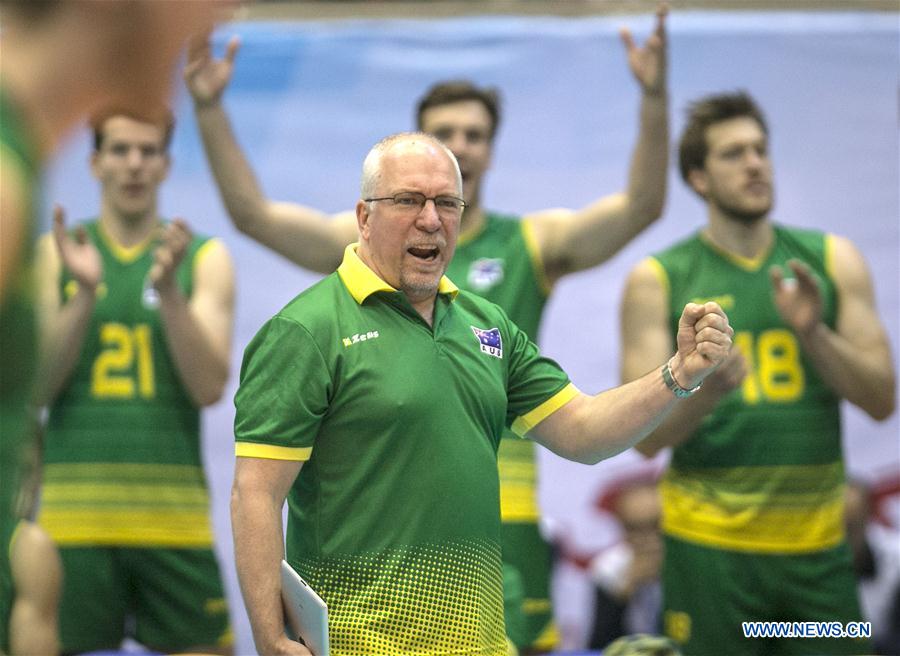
top-left (416, 200), bottom-right (442, 231)
top-left (126, 147), bottom-right (143, 168)
top-left (744, 149), bottom-right (765, 169)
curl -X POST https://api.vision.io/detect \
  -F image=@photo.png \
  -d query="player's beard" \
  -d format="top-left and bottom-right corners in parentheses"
top-left (713, 193), bottom-right (772, 225)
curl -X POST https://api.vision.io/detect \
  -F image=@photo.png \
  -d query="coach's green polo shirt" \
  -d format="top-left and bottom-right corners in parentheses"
top-left (235, 244), bottom-right (578, 655)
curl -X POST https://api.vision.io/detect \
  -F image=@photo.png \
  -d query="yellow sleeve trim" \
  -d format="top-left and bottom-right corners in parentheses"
top-left (511, 382), bottom-right (580, 437)
top-left (193, 237), bottom-right (223, 271)
top-left (235, 442), bottom-right (312, 461)
top-left (644, 256), bottom-right (670, 298)
top-left (824, 233), bottom-right (837, 281)
top-left (521, 219), bottom-right (553, 297)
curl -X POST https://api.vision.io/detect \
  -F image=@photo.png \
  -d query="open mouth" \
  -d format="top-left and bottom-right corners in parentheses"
top-left (407, 246), bottom-right (440, 262)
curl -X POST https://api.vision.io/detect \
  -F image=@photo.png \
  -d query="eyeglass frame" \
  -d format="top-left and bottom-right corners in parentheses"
top-left (363, 191), bottom-right (467, 215)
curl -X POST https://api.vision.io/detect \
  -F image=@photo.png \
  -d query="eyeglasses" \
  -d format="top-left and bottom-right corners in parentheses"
top-left (364, 192), bottom-right (467, 217)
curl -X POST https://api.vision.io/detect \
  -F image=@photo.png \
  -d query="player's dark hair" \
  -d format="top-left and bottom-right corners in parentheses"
top-left (416, 80), bottom-right (502, 140)
top-left (91, 106), bottom-right (176, 152)
top-left (678, 91), bottom-right (768, 184)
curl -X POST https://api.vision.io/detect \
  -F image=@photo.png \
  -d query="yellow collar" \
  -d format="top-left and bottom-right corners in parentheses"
top-left (700, 230), bottom-right (772, 272)
top-left (336, 243), bottom-right (459, 305)
top-left (99, 219), bottom-right (159, 263)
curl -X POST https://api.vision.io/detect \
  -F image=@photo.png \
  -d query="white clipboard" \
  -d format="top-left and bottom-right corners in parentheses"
top-left (281, 560), bottom-right (330, 656)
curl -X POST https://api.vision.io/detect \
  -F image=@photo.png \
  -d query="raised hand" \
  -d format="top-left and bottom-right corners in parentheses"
top-left (770, 259), bottom-right (823, 337)
top-left (184, 31), bottom-right (240, 107)
top-left (149, 219), bottom-right (192, 293)
top-left (673, 301), bottom-right (734, 389)
top-left (52, 205), bottom-right (102, 292)
top-left (620, 2), bottom-right (668, 94)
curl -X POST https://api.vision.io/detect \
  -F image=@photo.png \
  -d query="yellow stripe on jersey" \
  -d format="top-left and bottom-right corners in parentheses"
top-left (193, 236), bottom-right (221, 271)
top-left (532, 620), bottom-right (561, 650)
top-left (44, 462), bottom-right (206, 483)
top-left (498, 445), bottom-right (538, 521)
top-left (521, 219), bottom-right (553, 296)
top-left (661, 463), bottom-right (845, 553)
top-left (522, 598), bottom-right (552, 613)
top-left (236, 441), bottom-right (313, 461)
top-left (645, 256), bottom-right (670, 298)
top-left (511, 383), bottom-right (579, 437)
top-left (41, 510), bottom-right (213, 547)
top-left (41, 483), bottom-right (210, 505)
top-left (215, 625), bottom-right (235, 648)
top-left (41, 463), bottom-right (213, 546)
top-left (499, 483), bottom-right (539, 522)
top-left (498, 461), bottom-right (536, 479)
top-left (825, 233), bottom-right (837, 280)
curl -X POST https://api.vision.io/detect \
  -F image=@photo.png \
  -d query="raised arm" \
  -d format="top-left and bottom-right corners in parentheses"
top-left (770, 237), bottom-right (896, 420)
top-left (185, 34), bottom-right (357, 274)
top-left (618, 259), bottom-right (746, 458)
top-left (35, 206), bottom-right (103, 406)
top-left (152, 220), bottom-right (234, 407)
top-left (232, 456), bottom-right (311, 656)
top-left (529, 300), bottom-right (733, 463)
top-left (528, 4), bottom-right (669, 285)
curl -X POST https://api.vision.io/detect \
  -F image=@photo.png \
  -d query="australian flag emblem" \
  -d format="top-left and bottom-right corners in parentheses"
top-left (471, 326), bottom-right (503, 359)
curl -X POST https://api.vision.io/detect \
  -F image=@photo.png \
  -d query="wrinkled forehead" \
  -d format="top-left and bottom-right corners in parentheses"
top-left (379, 140), bottom-right (461, 191)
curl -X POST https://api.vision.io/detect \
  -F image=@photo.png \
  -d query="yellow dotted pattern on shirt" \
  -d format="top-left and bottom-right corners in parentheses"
top-left (296, 539), bottom-right (507, 655)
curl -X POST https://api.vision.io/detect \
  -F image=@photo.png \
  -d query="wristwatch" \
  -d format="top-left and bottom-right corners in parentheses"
top-left (661, 357), bottom-right (702, 398)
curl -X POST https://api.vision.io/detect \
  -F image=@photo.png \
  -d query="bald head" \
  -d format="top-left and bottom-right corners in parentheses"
top-left (360, 132), bottom-right (462, 200)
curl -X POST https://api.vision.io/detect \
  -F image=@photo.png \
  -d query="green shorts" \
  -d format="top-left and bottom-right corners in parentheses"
top-left (502, 521), bottom-right (557, 650)
top-left (662, 535), bottom-right (869, 655)
top-left (58, 546), bottom-right (231, 653)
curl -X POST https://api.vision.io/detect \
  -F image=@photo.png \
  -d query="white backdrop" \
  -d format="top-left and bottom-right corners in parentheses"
top-left (44, 10), bottom-right (899, 653)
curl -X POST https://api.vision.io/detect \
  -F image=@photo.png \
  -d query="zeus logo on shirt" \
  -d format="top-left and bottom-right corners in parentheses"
top-left (471, 326), bottom-right (503, 359)
top-left (342, 331), bottom-right (379, 347)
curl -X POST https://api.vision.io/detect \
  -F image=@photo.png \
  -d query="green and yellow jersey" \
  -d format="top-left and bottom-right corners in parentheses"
top-left (40, 220), bottom-right (221, 548)
top-left (446, 212), bottom-right (557, 648)
top-left (447, 213), bottom-right (550, 525)
top-left (649, 225), bottom-right (843, 554)
top-left (235, 244), bottom-right (577, 655)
